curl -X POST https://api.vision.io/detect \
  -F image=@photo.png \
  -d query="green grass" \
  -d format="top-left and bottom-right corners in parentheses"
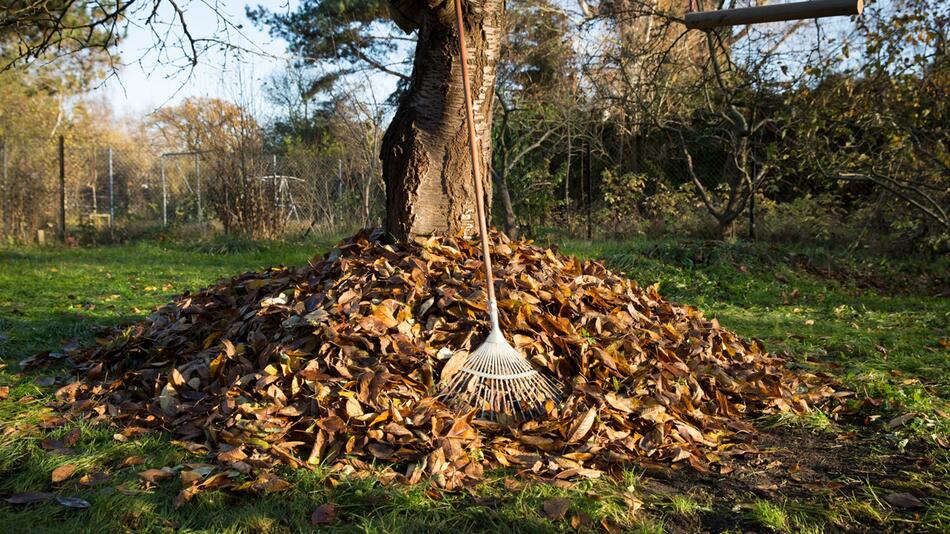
top-left (748, 500), bottom-right (791, 532)
top-left (1, 234), bottom-right (948, 533)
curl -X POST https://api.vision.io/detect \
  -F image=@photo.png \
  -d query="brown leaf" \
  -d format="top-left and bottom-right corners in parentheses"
top-left (62, 428), bottom-right (81, 446)
top-left (139, 468), bottom-right (175, 483)
top-left (78, 471), bottom-right (109, 486)
top-left (217, 447), bottom-right (247, 463)
top-left (120, 455), bottom-right (146, 467)
top-left (885, 492), bottom-right (925, 509)
top-left (566, 407), bottom-right (597, 443)
top-left (249, 472), bottom-right (292, 493)
top-left (439, 350), bottom-right (469, 382)
top-left (542, 497), bottom-right (571, 520)
top-left (887, 413), bottom-right (918, 429)
top-left (345, 397), bottom-right (364, 418)
top-left (368, 443), bottom-right (395, 460)
top-left (51, 463), bottom-right (77, 483)
top-left (311, 504), bottom-right (337, 525)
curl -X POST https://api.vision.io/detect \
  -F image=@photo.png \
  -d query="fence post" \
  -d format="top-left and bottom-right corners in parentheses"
top-left (160, 155), bottom-right (167, 226)
top-left (273, 153), bottom-right (279, 210)
top-left (59, 135), bottom-right (66, 242)
top-left (108, 146), bottom-right (114, 235)
top-left (195, 152), bottom-right (202, 223)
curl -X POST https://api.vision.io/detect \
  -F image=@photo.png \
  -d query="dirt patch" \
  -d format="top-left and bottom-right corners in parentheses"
top-left (638, 421), bottom-right (935, 533)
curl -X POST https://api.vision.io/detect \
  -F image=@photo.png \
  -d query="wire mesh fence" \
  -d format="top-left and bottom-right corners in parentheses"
top-left (0, 137), bottom-right (385, 244)
top-left (0, 132), bottom-right (740, 244)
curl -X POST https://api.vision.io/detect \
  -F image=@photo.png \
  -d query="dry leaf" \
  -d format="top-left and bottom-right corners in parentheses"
top-left (567, 407), bottom-right (597, 443)
top-left (542, 497), bottom-right (571, 520)
top-left (884, 492), bottom-right (925, 509)
top-left (139, 468), bottom-right (175, 483)
top-left (51, 463), bottom-right (77, 483)
top-left (311, 504), bottom-right (337, 525)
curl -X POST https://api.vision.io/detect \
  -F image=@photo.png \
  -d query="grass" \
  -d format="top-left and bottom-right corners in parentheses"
top-left (1, 233), bottom-right (948, 533)
top-left (748, 500), bottom-right (791, 532)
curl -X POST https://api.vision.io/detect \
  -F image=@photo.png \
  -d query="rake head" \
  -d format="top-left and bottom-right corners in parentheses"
top-left (440, 303), bottom-right (563, 422)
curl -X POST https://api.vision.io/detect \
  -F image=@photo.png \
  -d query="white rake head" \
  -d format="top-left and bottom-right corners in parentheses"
top-left (440, 302), bottom-right (564, 422)
top-left (441, 0), bottom-right (563, 422)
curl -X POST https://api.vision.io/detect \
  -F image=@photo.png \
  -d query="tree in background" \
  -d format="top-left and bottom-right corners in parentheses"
top-left (149, 97), bottom-right (285, 238)
top-left (253, 0), bottom-right (504, 241)
top-left (780, 0), bottom-right (948, 249)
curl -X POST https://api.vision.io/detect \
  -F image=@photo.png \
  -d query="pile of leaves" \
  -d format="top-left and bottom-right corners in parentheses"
top-left (53, 229), bottom-right (839, 500)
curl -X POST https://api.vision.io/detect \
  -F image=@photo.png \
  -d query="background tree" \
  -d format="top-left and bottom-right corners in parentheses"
top-left (254, 0), bottom-right (505, 240)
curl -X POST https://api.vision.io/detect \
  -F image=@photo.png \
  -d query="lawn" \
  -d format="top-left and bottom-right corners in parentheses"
top-left (0, 235), bottom-right (947, 533)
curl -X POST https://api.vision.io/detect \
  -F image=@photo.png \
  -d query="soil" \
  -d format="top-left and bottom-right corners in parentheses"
top-left (640, 418), bottom-right (935, 533)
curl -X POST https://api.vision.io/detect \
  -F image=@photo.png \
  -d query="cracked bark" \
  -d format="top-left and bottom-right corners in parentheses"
top-left (381, 0), bottom-right (502, 241)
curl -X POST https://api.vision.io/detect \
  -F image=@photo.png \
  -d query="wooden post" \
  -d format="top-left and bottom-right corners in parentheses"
top-left (685, 0), bottom-right (863, 30)
top-left (58, 135), bottom-right (66, 242)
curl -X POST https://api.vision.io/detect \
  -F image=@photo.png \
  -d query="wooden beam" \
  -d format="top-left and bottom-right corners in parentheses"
top-left (685, 0), bottom-right (863, 30)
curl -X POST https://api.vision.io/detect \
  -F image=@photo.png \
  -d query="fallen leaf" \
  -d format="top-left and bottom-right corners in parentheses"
top-left (887, 413), bottom-right (918, 429)
top-left (51, 464), bottom-right (77, 483)
top-left (55, 496), bottom-right (91, 509)
top-left (5, 492), bottom-right (54, 505)
top-left (566, 407), bottom-right (597, 443)
top-left (311, 504), bottom-right (337, 525)
top-left (542, 497), bottom-right (571, 520)
top-left (884, 492), bottom-right (925, 509)
top-left (139, 468), bottom-right (175, 483)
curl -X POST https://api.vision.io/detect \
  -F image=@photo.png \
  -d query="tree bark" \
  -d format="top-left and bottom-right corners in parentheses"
top-left (382, 0), bottom-right (503, 241)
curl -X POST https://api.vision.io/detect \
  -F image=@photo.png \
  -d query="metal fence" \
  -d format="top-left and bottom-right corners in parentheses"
top-left (0, 133), bottom-right (741, 244)
top-left (0, 137), bottom-right (384, 243)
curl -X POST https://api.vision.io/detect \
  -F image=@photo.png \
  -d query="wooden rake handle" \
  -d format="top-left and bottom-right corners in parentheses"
top-left (454, 0), bottom-right (497, 305)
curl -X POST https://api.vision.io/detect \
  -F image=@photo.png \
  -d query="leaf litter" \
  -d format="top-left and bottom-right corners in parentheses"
top-left (45, 230), bottom-right (842, 502)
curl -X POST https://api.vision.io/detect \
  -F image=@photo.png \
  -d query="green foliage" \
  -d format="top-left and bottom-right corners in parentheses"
top-left (247, 0), bottom-right (402, 94)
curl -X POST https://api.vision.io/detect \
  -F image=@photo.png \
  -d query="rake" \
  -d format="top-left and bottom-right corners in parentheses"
top-left (439, 0), bottom-right (564, 422)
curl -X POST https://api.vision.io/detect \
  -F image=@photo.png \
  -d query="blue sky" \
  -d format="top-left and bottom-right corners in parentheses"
top-left (86, 0), bottom-right (866, 120)
top-left (89, 1), bottom-right (302, 117)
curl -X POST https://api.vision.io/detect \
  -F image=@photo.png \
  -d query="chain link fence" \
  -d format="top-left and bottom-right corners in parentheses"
top-left (0, 137), bottom-right (384, 244)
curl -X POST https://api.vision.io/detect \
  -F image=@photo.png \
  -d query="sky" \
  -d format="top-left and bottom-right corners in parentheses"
top-left (87, 0), bottom-right (866, 121)
top-left (90, 0), bottom-right (304, 118)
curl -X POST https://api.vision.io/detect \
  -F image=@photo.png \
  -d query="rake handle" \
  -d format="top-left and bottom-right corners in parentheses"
top-left (454, 0), bottom-right (497, 306)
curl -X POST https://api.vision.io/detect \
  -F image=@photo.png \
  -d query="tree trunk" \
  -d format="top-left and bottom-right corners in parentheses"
top-left (381, 0), bottom-right (503, 241)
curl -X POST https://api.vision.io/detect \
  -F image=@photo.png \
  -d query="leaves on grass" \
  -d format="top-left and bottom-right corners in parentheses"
top-left (51, 463), bottom-right (77, 483)
top-left (3, 492), bottom-right (90, 509)
top-left (542, 497), bottom-right (571, 520)
top-left (311, 504), bottom-right (337, 525)
top-left (52, 230), bottom-right (840, 499)
top-left (884, 492), bottom-right (925, 509)
top-left (5, 492), bottom-right (55, 504)
top-left (55, 496), bottom-right (91, 509)
top-left (139, 468), bottom-right (175, 484)
top-left (887, 412), bottom-right (918, 429)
